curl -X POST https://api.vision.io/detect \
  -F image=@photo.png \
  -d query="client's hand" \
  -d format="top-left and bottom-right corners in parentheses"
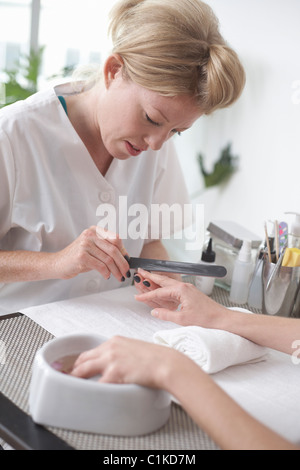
top-left (70, 336), bottom-right (182, 389)
top-left (135, 270), bottom-right (226, 328)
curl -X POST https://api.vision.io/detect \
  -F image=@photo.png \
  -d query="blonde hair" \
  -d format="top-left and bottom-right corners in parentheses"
top-left (108, 0), bottom-right (245, 114)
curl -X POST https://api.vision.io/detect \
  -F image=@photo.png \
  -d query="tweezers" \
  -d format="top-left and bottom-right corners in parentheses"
top-left (128, 257), bottom-right (227, 278)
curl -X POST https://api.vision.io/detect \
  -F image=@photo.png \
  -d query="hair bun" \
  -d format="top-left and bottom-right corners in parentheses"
top-left (204, 44), bottom-right (245, 112)
top-left (108, 0), bottom-right (245, 114)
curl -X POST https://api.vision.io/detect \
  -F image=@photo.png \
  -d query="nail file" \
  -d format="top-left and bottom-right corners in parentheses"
top-left (128, 257), bottom-right (227, 278)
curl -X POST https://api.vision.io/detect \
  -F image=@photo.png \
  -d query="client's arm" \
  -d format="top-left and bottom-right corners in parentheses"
top-left (135, 270), bottom-right (300, 356)
top-left (71, 336), bottom-right (298, 450)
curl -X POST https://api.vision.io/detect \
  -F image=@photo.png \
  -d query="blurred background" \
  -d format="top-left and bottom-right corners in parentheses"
top-left (0, 0), bottom-right (300, 256)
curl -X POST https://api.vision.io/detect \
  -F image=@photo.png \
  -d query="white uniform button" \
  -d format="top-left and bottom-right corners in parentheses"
top-left (86, 279), bottom-right (100, 292)
top-left (99, 191), bottom-right (111, 203)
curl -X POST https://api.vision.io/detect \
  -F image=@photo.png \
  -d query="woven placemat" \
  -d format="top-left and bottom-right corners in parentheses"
top-left (183, 279), bottom-right (262, 314)
top-left (0, 314), bottom-right (219, 450)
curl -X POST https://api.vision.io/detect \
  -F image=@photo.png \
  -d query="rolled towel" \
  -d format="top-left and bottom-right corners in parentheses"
top-left (153, 325), bottom-right (267, 374)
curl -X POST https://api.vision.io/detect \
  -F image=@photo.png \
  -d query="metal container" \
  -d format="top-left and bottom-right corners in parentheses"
top-left (262, 259), bottom-right (300, 317)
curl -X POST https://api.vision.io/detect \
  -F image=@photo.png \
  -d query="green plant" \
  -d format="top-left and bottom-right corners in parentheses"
top-left (198, 143), bottom-right (239, 188)
top-left (0, 46), bottom-right (44, 108)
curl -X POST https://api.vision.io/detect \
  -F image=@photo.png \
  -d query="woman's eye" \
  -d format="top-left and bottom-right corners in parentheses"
top-left (146, 114), bottom-right (181, 136)
top-left (146, 114), bottom-right (160, 127)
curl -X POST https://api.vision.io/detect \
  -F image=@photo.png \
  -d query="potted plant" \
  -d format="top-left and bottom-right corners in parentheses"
top-left (0, 46), bottom-right (44, 108)
top-left (198, 143), bottom-right (239, 188)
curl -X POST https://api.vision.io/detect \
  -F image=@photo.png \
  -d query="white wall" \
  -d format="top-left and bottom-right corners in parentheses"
top-left (174, 0), bottom-right (300, 241)
top-left (8, 0), bottom-right (297, 258)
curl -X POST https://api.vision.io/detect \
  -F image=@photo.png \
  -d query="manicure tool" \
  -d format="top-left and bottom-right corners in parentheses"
top-left (128, 257), bottom-right (227, 277)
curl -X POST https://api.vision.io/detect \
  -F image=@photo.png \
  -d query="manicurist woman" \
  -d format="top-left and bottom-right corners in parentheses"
top-left (0, 0), bottom-right (245, 314)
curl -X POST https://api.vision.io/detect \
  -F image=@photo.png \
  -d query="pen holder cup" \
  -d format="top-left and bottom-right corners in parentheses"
top-left (262, 259), bottom-right (300, 317)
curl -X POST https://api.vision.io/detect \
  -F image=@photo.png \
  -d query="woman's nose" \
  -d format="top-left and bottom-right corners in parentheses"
top-left (145, 131), bottom-right (170, 151)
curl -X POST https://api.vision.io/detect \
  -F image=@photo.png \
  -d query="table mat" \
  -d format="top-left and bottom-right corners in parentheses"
top-left (0, 314), bottom-right (219, 450)
top-left (184, 280), bottom-right (261, 314)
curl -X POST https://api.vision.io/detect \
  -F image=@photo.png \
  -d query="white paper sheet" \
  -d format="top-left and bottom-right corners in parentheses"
top-left (21, 285), bottom-right (300, 445)
top-left (213, 350), bottom-right (300, 444)
top-left (20, 286), bottom-right (179, 340)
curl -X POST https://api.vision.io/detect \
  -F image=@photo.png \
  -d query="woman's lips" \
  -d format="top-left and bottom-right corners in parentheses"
top-left (125, 140), bottom-right (145, 156)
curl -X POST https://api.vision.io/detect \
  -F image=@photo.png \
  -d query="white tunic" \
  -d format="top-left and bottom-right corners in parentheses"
top-left (0, 83), bottom-right (190, 314)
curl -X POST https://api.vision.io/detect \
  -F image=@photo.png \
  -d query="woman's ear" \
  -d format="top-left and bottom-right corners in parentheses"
top-left (103, 54), bottom-right (124, 88)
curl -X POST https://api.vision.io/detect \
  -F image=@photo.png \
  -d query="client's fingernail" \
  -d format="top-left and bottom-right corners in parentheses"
top-left (126, 270), bottom-right (131, 278)
top-left (124, 254), bottom-right (130, 262)
top-left (133, 275), bottom-right (141, 283)
top-left (121, 276), bottom-right (125, 282)
top-left (151, 309), bottom-right (158, 317)
top-left (143, 280), bottom-right (150, 287)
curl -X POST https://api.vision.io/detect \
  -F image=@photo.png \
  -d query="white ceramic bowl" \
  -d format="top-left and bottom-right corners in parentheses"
top-left (29, 333), bottom-right (171, 436)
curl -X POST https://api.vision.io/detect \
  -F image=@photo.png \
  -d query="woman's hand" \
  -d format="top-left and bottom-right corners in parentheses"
top-left (132, 268), bottom-right (182, 311)
top-left (133, 269), bottom-right (181, 310)
top-left (132, 240), bottom-right (181, 303)
top-left (71, 335), bottom-right (298, 451)
top-left (134, 269), bottom-right (227, 328)
top-left (52, 226), bottom-right (131, 282)
top-left (71, 335), bottom-right (182, 389)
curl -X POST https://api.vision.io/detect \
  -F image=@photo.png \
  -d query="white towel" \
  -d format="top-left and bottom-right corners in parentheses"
top-left (153, 325), bottom-right (267, 374)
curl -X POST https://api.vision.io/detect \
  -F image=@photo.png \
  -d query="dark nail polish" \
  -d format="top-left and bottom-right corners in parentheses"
top-left (121, 276), bottom-right (125, 282)
top-left (143, 280), bottom-right (150, 287)
top-left (126, 270), bottom-right (131, 278)
top-left (133, 275), bottom-right (141, 283)
top-left (124, 254), bottom-right (130, 262)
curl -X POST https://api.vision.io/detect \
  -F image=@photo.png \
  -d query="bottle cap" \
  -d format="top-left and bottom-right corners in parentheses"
top-left (201, 238), bottom-right (215, 263)
top-left (238, 239), bottom-right (252, 263)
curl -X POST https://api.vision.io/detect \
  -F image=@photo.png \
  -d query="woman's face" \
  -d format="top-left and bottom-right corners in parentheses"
top-left (97, 62), bottom-right (202, 160)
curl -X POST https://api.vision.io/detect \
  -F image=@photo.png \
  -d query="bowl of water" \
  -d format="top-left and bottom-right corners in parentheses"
top-left (29, 333), bottom-right (171, 435)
